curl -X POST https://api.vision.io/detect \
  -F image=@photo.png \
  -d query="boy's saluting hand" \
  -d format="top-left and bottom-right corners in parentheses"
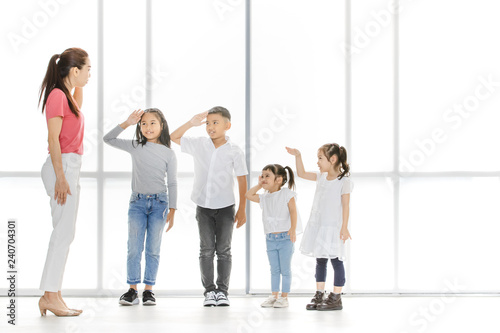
top-left (190, 111), bottom-right (209, 127)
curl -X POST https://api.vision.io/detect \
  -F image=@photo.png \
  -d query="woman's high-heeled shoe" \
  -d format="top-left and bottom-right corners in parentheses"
top-left (60, 297), bottom-right (83, 314)
top-left (39, 296), bottom-right (80, 317)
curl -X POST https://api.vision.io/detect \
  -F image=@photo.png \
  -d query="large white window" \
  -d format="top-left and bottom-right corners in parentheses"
top-left (1, 0), bottom-right (499, 295)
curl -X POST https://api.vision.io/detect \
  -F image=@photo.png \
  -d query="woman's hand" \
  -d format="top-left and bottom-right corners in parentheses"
top-left (340, 227), bottom-right (351, 244)
top-left (287, 228), bottom-right (297, 243)
top-left (165, 209), bottom-right (175, 232)
top-left (285, 147), bottom-right (301, 157)
top-left (190, 111), bottom-right (209, 127)
top-left (54, 176), bottom-right (72, 205)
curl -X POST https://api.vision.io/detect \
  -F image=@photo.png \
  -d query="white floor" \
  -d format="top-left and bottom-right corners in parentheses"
top-left (1, 296), bottom-right (498, 333)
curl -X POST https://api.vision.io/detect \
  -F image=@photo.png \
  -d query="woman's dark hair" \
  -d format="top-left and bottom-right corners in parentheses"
top-left (319, 143), bottom-right (350, 179)
top-left (39, 48), bottom-right (89, 117)
top-left (134, 108), bottom-right (171, 148)
top-left (262, 164), bottom-right (295, 190)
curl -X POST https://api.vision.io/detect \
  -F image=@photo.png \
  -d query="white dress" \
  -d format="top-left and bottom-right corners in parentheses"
top-left (259, 188), bottom-right (303, 234)
top-left (300, 173), bottom-right (353, 260)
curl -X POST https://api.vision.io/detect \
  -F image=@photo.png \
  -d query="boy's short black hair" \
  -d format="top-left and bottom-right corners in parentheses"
top-left (208, 106), bottom-right (231, 121)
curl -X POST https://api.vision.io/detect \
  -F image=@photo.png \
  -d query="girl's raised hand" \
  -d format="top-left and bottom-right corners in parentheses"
top-left (340, 227), bottom-right (351, 244)
top-left (285, 146), bottom-right (301, 156)
top-left (126, 109), bottom-right (144, 126)
top-left (190, 111), bottom-right (209, 127)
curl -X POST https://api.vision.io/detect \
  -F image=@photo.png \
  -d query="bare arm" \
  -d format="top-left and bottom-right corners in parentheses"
top-left (170, 111), bottom-right (208, 145)
top-left (235, 175), bottom-right (248, 228)
top-left (340, 193), bottom-right (352, 243)
top-left (245, 176), bottom-right (263, 203)
top-left (47, 117), bottom-right (71, 205)
top-left (285, 147), bottom-right (317, 181)
top-left (73, 87), bottom-right (83, 109)
top-left (287, 197), bottom-right (297, 243)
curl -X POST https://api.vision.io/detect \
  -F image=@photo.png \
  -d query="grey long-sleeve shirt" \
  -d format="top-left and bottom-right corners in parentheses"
top-left (103, 125), bottom-right (178, 209)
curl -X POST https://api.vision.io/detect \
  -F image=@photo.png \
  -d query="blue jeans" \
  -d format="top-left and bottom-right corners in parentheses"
top-left (127, 192), bottom-right (168, 286)
top-left (266, 232), bottom-right (294, 293)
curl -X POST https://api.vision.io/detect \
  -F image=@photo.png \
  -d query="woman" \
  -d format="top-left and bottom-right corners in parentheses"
top-left (38, 48), bottom-right (91, 317)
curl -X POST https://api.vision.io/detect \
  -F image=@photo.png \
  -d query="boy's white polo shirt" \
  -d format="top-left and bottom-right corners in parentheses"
top-left (181, 136), bottom-right (248, 209)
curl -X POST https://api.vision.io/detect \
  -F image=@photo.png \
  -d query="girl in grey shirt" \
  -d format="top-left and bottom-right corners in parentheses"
top-left (104, 108), bottom-right (177, 306)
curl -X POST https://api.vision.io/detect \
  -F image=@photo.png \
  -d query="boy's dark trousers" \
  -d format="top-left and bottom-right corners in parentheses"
top-left (196, 204), bottom-right (235, 295)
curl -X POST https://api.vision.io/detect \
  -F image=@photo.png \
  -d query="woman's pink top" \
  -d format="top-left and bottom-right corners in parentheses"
top-left (45, 88), bottom-right (84, 155)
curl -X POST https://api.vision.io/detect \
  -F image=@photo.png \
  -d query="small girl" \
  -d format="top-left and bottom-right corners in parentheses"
top-left (246, 164), bottom-right (301, 308)
top-left (104, 109), bottom-right (177, 306)
top-left (286, 143), bottom-right (352, 311)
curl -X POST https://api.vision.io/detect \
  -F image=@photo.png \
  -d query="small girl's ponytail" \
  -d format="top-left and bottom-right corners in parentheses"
top-left (284, 166), bottom-right (295, 190)
top-left (262, 164), bottom-right (296, 190)
top-left (319, 143), bottom-right (350, 179)
top-left (338, 146), bottom-right (350, 179)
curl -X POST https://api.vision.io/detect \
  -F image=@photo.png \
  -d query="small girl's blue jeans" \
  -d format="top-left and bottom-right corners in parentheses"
top-left (265, 232), bottom-right (294, 293)
top-left (126, 192), bottom-right (168, 286)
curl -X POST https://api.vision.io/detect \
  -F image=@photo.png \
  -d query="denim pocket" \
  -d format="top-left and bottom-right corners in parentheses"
top-left (129, 193), bottom-right (139, 203)
top-left (158, 192), bottom-right (168, 205)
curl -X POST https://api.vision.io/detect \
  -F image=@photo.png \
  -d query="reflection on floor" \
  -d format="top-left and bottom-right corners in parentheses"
top-left (1, 296), bottom-right (498, 333)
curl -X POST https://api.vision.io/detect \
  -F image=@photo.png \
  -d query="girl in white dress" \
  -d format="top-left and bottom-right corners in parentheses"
top-left (246, 164), bottom-right (300, 308)
top-left (286, 143), bottom-right (352, 311)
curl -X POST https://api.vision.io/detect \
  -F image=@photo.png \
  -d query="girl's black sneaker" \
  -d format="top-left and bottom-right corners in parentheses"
top-left (119, 288), bottom-right (139, 305)
top-left (143, 290), bottom-right (156, 306)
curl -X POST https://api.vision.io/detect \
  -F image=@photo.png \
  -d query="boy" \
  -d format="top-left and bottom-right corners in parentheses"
top-left (170, 106), bottom-right (248, 306)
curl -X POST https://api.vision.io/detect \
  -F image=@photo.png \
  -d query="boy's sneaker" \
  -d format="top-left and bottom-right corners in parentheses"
top-left (317, 292), bottom-right (343, 311)
top-left (306, 291), bottom-right (325, 310)
top-left (203, 291), bottom-right (217, 307)
top-left (273, 297), bottom-right (289, 308)
top-left (261, 296), bottom-right (277, 308)
top-left (119, 288), bottom-right (139, 305)
top-left (215, 291), bottom-right (230, 306)
top-left (142, 290), bottom-right (156, 306)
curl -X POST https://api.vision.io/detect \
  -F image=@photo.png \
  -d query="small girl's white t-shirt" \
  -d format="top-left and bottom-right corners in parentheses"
top-left (258, 187), bottom-right (302, 234)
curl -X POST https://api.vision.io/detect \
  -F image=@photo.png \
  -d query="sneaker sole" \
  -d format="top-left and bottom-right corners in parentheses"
top-left (216, 302), bottom-right (230, 306)
top-left (203, 301), bottom-right (217, 307)
top-left (143, 300), bottom-right (156, 306)
top-left (119, 298), bottom-right (139, 306)
top-left (317, 306), bottom-right (343, 311)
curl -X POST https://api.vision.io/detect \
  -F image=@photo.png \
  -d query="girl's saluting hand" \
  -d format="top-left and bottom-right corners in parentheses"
top-left (126, 109), bottom-right (144, 126)
top-left (190, 111), bottom-right (209, 127)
